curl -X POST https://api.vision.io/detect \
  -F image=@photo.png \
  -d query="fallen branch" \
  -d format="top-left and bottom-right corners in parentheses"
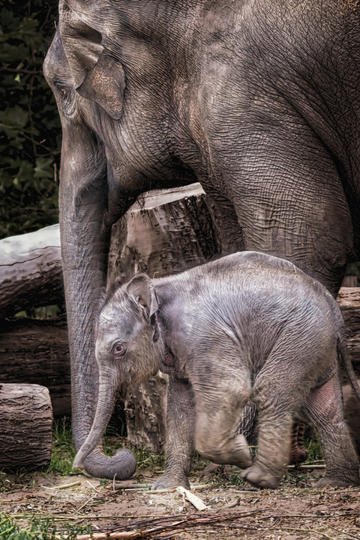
top-left (43, 481), bottom-right (81, 490)
top-left (176, 486), bottom-right (209, 511)
top-left (75, 511), bottom-right (260, 540)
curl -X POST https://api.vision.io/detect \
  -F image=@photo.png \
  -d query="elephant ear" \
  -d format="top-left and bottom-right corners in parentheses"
top-left (126, 274), bottom-right (159, 321)
top-left (59, 0), bottom-right (125, 119)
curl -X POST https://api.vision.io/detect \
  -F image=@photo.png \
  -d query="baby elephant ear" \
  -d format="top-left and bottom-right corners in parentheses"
top-left (126, 274), bottom-right (159, 319)
top-left (59, 1), bottom-right (125, 119)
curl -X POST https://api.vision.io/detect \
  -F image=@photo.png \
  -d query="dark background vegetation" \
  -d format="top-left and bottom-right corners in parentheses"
top-left (0, 0), bottom-right (60, 239)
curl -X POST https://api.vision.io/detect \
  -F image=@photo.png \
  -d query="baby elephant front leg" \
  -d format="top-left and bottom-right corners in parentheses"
top-left (152, 376), bottom-right (195, 490)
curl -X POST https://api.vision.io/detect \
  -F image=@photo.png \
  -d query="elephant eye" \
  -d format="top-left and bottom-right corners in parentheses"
top-left (112, 342), bottom-right (127, 358)
top-left (60, 87), bottom-right (68, 98)
top-left (54, 81), bottom-right (76, 117)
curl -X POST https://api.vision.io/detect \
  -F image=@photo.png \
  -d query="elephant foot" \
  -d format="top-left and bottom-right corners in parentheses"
top-left (152, 472), bottom-right (190, 490)
top-left (314, 474), bottom-right (360, 489)
top-left (197, 433), bottom-right (252, 469)
top-left (240, 464), bottom-right (281, 489)
top-left (199, 463), bottom-right (237, 480)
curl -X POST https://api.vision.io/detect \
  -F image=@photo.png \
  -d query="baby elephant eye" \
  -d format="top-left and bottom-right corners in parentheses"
top-left (112, 343), bottom-right (127, 358)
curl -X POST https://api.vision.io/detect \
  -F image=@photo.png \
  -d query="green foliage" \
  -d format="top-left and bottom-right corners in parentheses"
top-left (0, 513), bottom-right (91, 539)
top-left (48, 418), bottom-right (76, 476)
top-left (305, 437), bottom-right (323, 462)
top-left (0, 0), bottom-right (60, 239)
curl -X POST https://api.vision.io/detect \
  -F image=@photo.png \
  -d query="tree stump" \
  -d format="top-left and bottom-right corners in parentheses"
top-left (0, 384), bottom-right (53, 471)
top-left (337, 287), bottom-right (360, 366)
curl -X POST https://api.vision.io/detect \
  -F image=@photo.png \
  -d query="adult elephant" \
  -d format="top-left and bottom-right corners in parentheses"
top-left (44, 0), bottom-right (360, 479)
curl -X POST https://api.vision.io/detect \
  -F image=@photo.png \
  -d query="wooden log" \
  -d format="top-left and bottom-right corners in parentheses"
top-left (337, 287), bottom-right (360, 365)
top-left (0, 318), bottom-right (71, 417)
top-left (0, 383), bottom-right (53, 471)
top-left (124, 375), bottom-right (167, 453)
top-left (0, 224), bottom-right (63, 318)
top-left (107, 183), bottom-right (244, 285)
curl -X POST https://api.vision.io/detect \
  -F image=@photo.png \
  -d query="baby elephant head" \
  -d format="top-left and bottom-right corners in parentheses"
top-left (73, 273), bottom-right (161, 470)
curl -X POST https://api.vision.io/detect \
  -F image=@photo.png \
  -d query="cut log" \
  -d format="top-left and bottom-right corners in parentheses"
top-left (337, 287), bottom-right (360, 365)
top-left (107, 183), bottom-right (244, 286)
top-left (124, 374), bottom-right (167, 453)
top-left (0, 318), bottom-right (70, 417)
top-left (0, 224), bottom-right (63, 318)
top-left (0, 383), bottom-right (53, 471)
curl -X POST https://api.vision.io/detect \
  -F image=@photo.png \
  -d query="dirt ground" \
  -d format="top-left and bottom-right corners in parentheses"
top-left (1, 463), bottom-right (360, 539)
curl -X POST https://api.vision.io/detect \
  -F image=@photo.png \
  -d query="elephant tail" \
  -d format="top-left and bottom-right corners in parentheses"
top-left (337, 336), bottom-right (360, 401)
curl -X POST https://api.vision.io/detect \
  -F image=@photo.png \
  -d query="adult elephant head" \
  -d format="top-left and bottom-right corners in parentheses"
top-left (44, 0), bottom-right (360, 478)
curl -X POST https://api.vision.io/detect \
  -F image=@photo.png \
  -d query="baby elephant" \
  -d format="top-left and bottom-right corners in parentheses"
top-left (74, 251), bottom-right (360, 489)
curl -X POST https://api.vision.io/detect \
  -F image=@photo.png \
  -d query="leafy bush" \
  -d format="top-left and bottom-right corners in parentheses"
top-left (0, 0), bottom-right (60, 238)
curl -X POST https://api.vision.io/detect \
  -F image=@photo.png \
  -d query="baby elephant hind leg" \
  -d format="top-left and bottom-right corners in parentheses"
top-left (304, 376), bottom-right (360, 487)
top-left (241, 359), bottom-right (305, 489)
top-left (194, 372), bottom-right (252, 469)
top-left (240, 404), bottom-right (293, 489)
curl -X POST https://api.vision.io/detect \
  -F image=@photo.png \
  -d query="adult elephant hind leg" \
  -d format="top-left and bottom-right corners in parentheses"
top-left (303, 376), bottom-right (360, 487)
top-left (203, 186), bottom-right (245, 255)
top-left (225, 114), bottom-right (353, 295)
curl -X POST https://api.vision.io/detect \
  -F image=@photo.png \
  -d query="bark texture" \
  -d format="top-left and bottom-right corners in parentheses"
top-left (0, 224), bottom-right (62, 318)
top-left (0, 318), bottom-right (70, 417)
top-left (0, 383), bottom-right (53, 470)
top-left (337, 288), bottom-right (360, 366)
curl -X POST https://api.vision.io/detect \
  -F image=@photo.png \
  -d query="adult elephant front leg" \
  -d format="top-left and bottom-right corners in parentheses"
top-left (60, 122), bottom-right (136, 479)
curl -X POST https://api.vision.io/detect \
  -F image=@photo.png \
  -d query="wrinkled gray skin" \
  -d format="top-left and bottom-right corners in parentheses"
top-left (343, 381), bottom-right (360, 457)
top-left (73, 252), bottom-right (360, 489)
top-left (44, 0), bottom-right (360, 478)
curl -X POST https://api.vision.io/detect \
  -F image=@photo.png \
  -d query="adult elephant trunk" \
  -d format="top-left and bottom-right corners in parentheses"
top-left (60, 121), bottom-right (136, 479)
top-left (73, 369), bottom-right (125, 472)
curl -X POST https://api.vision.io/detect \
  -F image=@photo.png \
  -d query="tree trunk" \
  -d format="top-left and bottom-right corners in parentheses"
top-left (0, 318), bottom-right (70, 417)
top-left (0, 383), bottom-right (53, 471)
top-left (0, 224), bottom-right (62, 318)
